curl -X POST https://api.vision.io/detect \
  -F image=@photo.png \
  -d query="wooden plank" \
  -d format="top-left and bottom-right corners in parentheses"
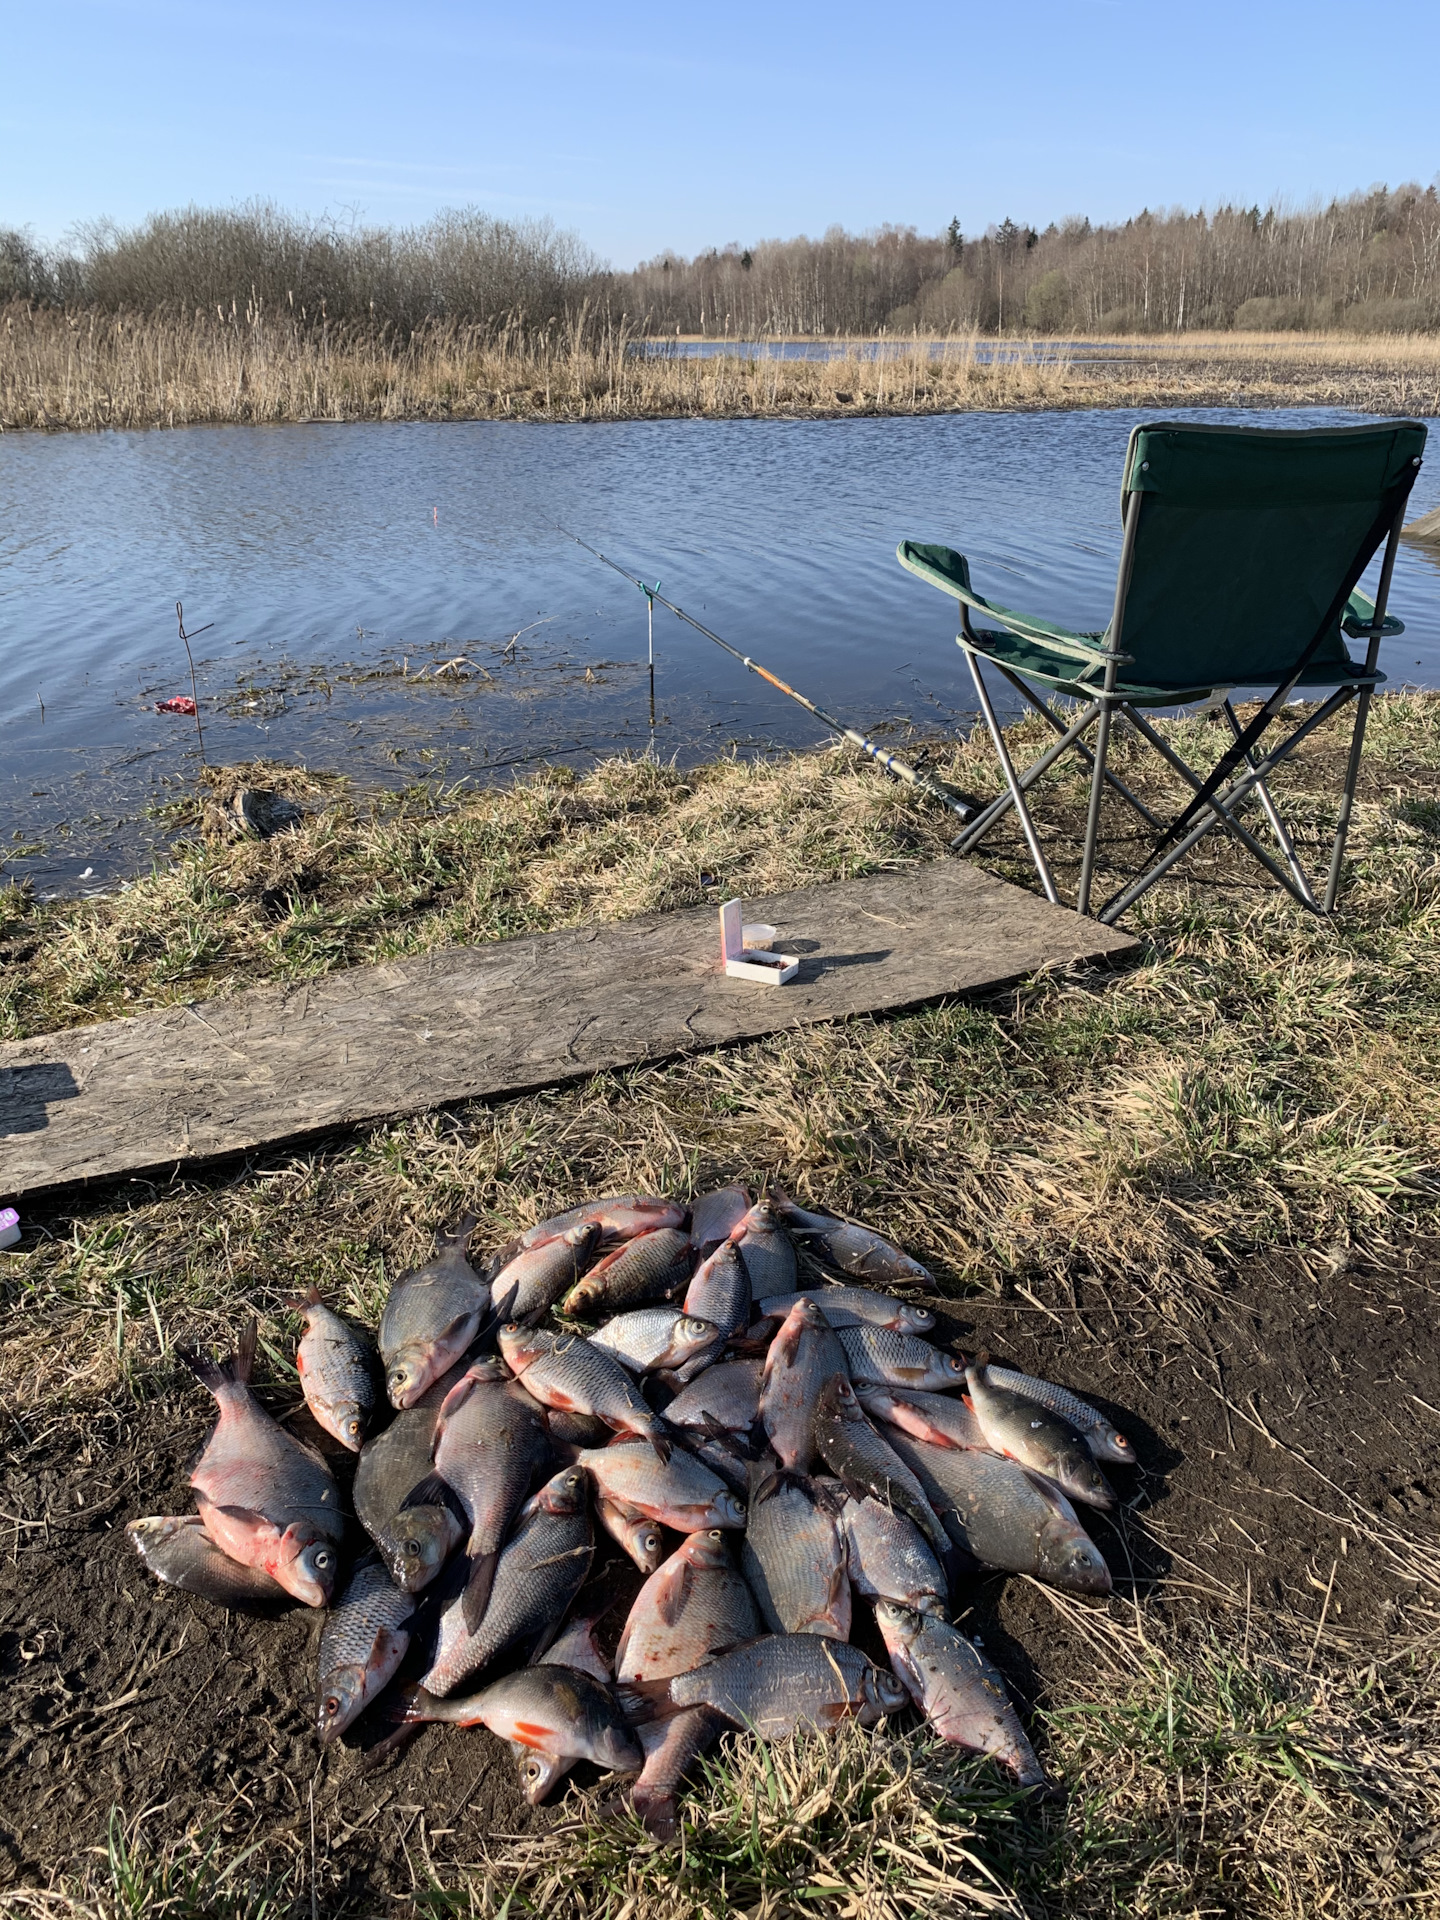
top-left (0, 861), bottom-right (1136, 1199)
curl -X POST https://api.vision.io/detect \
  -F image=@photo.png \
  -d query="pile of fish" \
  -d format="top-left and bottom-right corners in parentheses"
top-left (128, 1188), bottom-right (1133, 1838)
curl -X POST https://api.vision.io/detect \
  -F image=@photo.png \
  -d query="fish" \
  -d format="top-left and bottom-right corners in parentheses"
top-left (740, 1472), bottom-right (850, 1639)
top-left (287, 1287), bottom-right (378, 1451)
top-left (839, 1495), bottom-right (948, 1616)
top-left (964, 1355), bottom-right (1115, 1510)
top-left (617, 1529), bottom-right (761, 1682)
top-left (623, 1634), bottom-right (907, 1739)
top-left (422, 1466), bottom-right (594, 1696)
top-left (541, 1609), bottom-right (613, 1686)
top-left (729, 1197), bottom-right (797, 1298)
top-left (577, 1438), bottom-right (746, 1533)
top-left (978, 1361), bottom-right (1134, 1465)
top-left (756, 1287), bottom-right (936, 1334)
top-left (560, 1227), bottom-right (693, 1318)
top-left (542, 1405), bottom-right (612, 1449)
top-left (663, 1357), bottom-right (765, 1436)
top-left (689, 1184), bottom-right (752, 1256)
top-left (402, 1665), bottom-right (642, 1804)
top-left (811, 1375), bottom-right (950, 1558)
top-left (588, 1307), bottom-right (724, 1376)
top-left (181, 1321), bottom-right (343, 1608)
top-left (496, 1195), bottom-right (686, 1265)
top-left (675, 1430), bottom-right (752, 1495)
top-left (836, 1325), bottom-right (967, 1392)
top-left (854, 1384), bottom-right (988, 1452)
top-left (875, 1602), bottom-right (1043, 1786)
top-left (596, 1496), bottom-right (667, 1571)
top-left (497, 1324), bottom-right (671, 1458)
top-left (633, 1708), bottom-right (726, 1840)
top-left (353, 1360), bottom-right (469, 1592)
top-left (126, 1515), bottom-right (287, 1607)
top-left (315, 1553), bottom-right (414, 1743)
top-left (885, 1431), bottom-right (1111, 1594)
top-left (489, 1221), bottom-right (601, 1324)
top-left (771, 1192), bottom-right (937, 1291)
top-left (758, 1297), bottom-right (846, 1473)
top-left (408, 1359), bottom-right (551, 1630)
top-left (682, 1240), bottom-right (751, 1341)
top-left (378, 1220), bottom-right (491, 1409)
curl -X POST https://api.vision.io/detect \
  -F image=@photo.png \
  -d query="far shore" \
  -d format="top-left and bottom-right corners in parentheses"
top-left (3, 304), bottom-right (1438, 431)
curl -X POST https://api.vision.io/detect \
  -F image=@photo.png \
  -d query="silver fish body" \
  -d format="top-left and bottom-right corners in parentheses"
top-left (812, 1375), bottom-right (950, 1558)
top-left (965, 1358), bottom-right (1115, 1510)
top-left (730, 1198), bottom-right (797, 1298)
top-left (379, 1223), bottom-right (490, 1409)
top-left (756, 1287), bottom-right (935, 1334)
top-left (426, 1364), bottom-right (551, 1627)
top-left (759, 1298), bottom-right (846, 1473)
top-left (289, 1288), bottom-right (377, 1450)
top-left (316, 1554), bottom-right (413, 1742)
top-left (690, 1185), bottom-right (752, 1256)
top-left (644, 1635), bottom-right (907, 1738)
top-left (875, 1602), bottom-right (1043, 1785)
top-left (854, 1384), bottom-right (988, 1452)
top-left (980, 1362), bottom-right (1134, 1465)
top-left (422, 1467), bottom-right (594, 1696)
top-left (772, 1194), bottom-right (936, 1291)
top-left (840, 1496), bottom-right (948, 1616)
top-left (633, 1708), bottom-right (726, 1839)
top-left (886, 1431), bottom-right (1111, 1594)
top-left (489, 1221), bottom-right (600, 1323)
top-left (682, 1240), bottom-right (751, 1340)
top-left (404, 1665), bottom-right (641, 1802)
top-left (500, 1195), bottom-right (685, 1262)
top-left (837, 1325), bottom-right (967, 1392)
top-left (561, 1227), bottom-right (693, 1318)
top-left (663, 1357), bottom-right (765, 1435)
top-left (183, 1322), bottom-right (343, 1608)
top-left (617, 1529), bottom-right (760, 1681)
top-left (497, 1325), bottom-right (671, 1457)
top-left (353, 1360), bottom-right (469, 1592)
top-left (541, 1611), bottom-right (613, 1685)
top-left (577, 1438), bottom-right (745, 1532)
top-left (588, 1307), bottom-right (724, 1376)
top-left (741, 1474), bottom-right (850, 1639)
top-left (127, 1515), bottom-right (287, 1607)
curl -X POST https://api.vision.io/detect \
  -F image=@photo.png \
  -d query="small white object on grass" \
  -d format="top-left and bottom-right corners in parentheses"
top-left (0, 1209), bottom-right (20, 1251)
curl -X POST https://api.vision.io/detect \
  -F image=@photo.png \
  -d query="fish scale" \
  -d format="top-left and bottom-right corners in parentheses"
top-left (812, 1375), bottom-right (951, 1558)
top-left (756, 1287), bottom-right (935, 1334)
top-left (617, 1530), bottom-right (759, 1680)
top-left (741, 1473), bottom-right (850, 1639)
top-left (289, 1288), bottom-right (377, 1451)
top-left (316, 1554), bottom-right (413, 1742)
top-left (497, 1324), bottom-right (671, 1455)
top-left (643, 1634), bottom-right (908, 1738)
top-left (837, 1324), bottom-right (967, 1391)
top-left (840, 1495), bottom-right (948, 1616)
top-left (980, 1361), bottom-right (1134, 1464)
top-left (759, 1297), bottom-right (846, 1472)
top-left (663, 1357), bottom-right (764, 1433)
top-left (682, 1240), bottom-right (751, 1339)
top-left (876, 1602), bottom-right (1042, 1785)
top-left (588, 1306), bottom-right (723, 1375)
top-left (561, 1227), bottom-right (693, 1317)
top-left (379, 1223), bottom-right (491, 1409)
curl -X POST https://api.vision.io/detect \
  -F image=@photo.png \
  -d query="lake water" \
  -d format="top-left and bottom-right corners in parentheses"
top-left (3, 407), bottom-right (1437, 894)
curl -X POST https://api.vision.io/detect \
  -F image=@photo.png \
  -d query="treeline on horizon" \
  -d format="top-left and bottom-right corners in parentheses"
top-left (4, 183), bottom-right (1440, 338)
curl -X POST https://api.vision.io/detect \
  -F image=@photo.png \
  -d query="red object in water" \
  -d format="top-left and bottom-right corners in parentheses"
top-left (155, 696), bottom-right (198, 715)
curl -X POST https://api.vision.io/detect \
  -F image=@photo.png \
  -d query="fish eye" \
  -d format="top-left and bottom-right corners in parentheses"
top-left (525, 1760), bottom-right (542, 1780)
top-left (325, 1695), bottom-right (341, 1716)
top-left (708, 1530), bottom-right (722, 1541)
top-left (314, 1550), bottom-right (332, 1568)
top-left (405, 1538), bottom-right (422, 1556)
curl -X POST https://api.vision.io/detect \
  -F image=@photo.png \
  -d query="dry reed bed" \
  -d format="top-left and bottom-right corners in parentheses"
top-left (5, 304), bottom-right (1440, 429)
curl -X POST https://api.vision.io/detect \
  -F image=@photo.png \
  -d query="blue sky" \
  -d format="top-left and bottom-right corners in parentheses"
top-left (3, 0), bottom-right (1437, 268)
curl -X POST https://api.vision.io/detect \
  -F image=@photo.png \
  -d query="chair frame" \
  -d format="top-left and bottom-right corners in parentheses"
top-left (946, 490), bottom-right (1410, 925)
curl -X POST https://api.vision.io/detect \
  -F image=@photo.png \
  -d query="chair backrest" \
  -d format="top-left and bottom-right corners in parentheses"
top-left (1115, 419), bottom-right (1427, 686)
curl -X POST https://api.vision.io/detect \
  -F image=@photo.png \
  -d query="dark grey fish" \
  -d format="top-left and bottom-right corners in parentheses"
top-left (316, 1553), bottom-right (413, 1743)
top-left (758, 1298), bottom-right (846, 1473)
top-left (840, 1495), bottom-right (948, 1616)
top-left (965, 1355), bottom-right (1115, 1510)
top-left (127, 1515), bottom-right (286, 1607)
top-left (561, 1227), bottom-right (693, 1318)
top-left (741, 1472), bottom-right (850, 1639)
top-left (876, 1602), bottom-right (1043, 1785)
top-left (625, 1634), bottom-right (907, 1738)
top-left (886, 1430), bottom-right (1112, 1594)
top-left (690, 1185), bottom-right (752, 1256)
top-left (353, 1358), bottom-right (469, 1592)
top-left (421, 1466), bottom-right (593, 1696)
top-left (812, 1374), bottom-right (950, 1558)
top-left (663, 1357), bottom-right (765, 1435)
top-left (730, 1198), bottom-right (797, 1298)
top-left (837, 1325), bottom-right (967, 1392)
top-left (756, 1287), bottom-right (936, 1334)
top-left (489, 1221), bottom-right (600, 1323)
top-left (979, 1361), bottom-right (1135, 1465)
top-left (682, 1240), bottom-right (751, 1340)
top-left (772, 1192), bottom-right (937, 1291)
top-left (633, 1708), bottom-right (726, 1840)
top-left (378, 1221), bottom-right (491, 1409)
top-left (287, 1287), bottom-right (378, 1451)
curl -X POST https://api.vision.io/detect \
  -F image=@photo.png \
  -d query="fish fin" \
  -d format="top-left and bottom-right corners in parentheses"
top-left (436, 1372), bottom-right (479, 1425)
top-left (810, 1476), bottom-right (851, 1520)
top-left (616, 1678), bottom-right (681, 1725)
top-left (388, 1683), bottom-right (435, 1723)
top-left (398, 1473), bottom-right (468, 1524)
top-left (461, 1551), bottom-right (500, 1634)
top-left (234, 1319), bottom-right (257, 1385)
top-left (282, 1285), bottom-right (323, 1314)
top-left (178, 1319), bottom-right (256, 1395)
top-left (654, 1561), bottom-right (695, 1629)
top-left (439, 1214), bottom-right (480, 1254)
top-left (698, 1412), bottom-right (738, 1444)
top-left (726, 1323), bottom-right (778, 1355)
top-left (647, 1426), bottom-right (673, 1465)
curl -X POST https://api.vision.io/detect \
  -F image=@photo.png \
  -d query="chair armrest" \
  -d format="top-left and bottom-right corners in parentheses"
top-left (896, 541), bottom-right (1126, 665)
top-left (1342, 588), bottom-right (1404, 638)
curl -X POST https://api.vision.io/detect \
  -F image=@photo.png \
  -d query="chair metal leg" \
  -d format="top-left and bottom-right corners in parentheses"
top-left (991, 666), bottom-right (1161, 827)
top-left (964, 652), bottom-right (1060, 905)
top-left (1323, 683), bottom-right (1376, 912)
top-left (1099, 689), bottom-right (1356, 924)
top-left (1221, 701), bottom-right (1316, 908)
top-left (1076, 702), bottom-right (1112, 916)
top-left (953, 699), bottom-right (1102, 852)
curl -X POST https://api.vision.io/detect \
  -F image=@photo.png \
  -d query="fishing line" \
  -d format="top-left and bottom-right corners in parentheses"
top-left (559, 528), bottom-right (979, 824)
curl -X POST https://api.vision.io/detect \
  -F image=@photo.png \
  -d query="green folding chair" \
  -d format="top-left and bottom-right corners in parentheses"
top-left (898, 418), bottom-right (1427, 923)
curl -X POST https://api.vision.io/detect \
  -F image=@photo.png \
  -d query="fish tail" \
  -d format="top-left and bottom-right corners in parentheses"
top-left (178, 1318), bottom-right (257, 1395)
top-left (282, 1285), bottom-right (322, 1314)
top-left (389, 1683), bottom-right (438, 1723)
top-left (616, 1677), bottom-right (679, 1725)
top-left (440, 1214), bottom-right (480, 1254)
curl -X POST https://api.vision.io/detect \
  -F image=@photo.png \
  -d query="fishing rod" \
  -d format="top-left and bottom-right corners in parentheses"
top-left (560, 528), bottom-right (979, 825)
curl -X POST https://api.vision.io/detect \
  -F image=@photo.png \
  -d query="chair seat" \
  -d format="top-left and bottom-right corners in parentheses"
top-left (962, 627), bottom-right (1386, 708)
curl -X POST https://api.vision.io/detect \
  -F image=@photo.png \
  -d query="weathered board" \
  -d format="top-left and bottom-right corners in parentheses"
top-left (1, 860), bottom-right (1136, 1199)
